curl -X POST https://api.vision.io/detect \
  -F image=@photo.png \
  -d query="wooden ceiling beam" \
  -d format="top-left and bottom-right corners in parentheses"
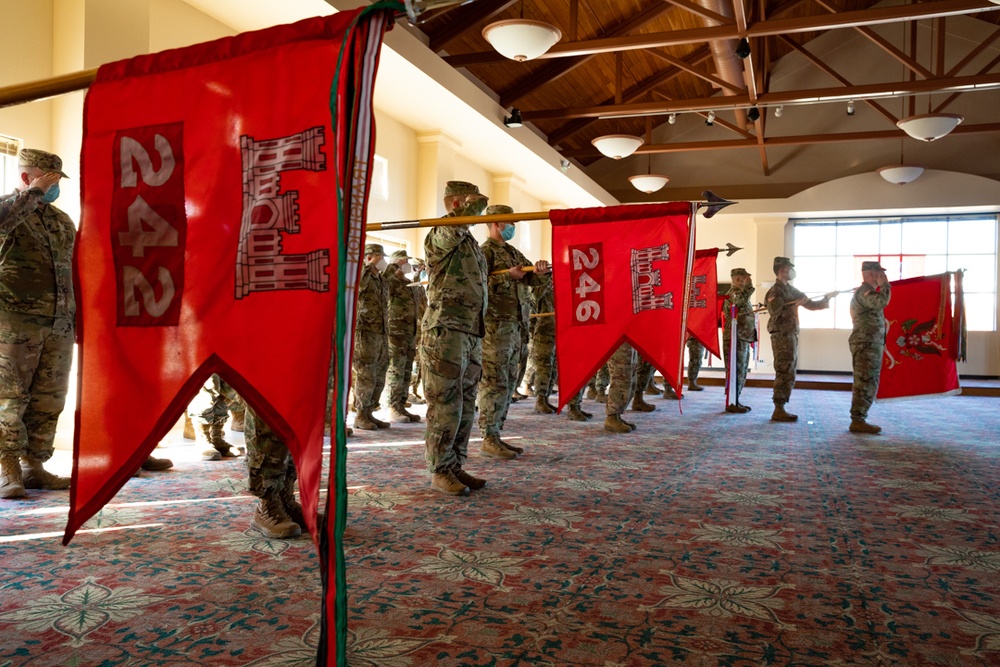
top-left (523, 71), bottom-right (1000, 121)
top-left (933, 50), bottom-right (1000, 112)
top-left (547, 48), bottom-right (714, 145)
top-left (557, 122), bottom-right (1000, 157)
top-left (426, 0), bottom-right (517, 53)
top-left (497, 2), bottom-right (676, 108)
top-left (946, 26), bottom-right (1000, 76)
top-left (664, 0), bottom-right (735, 26)
top-left (777, 35), bottom-right (899, 125)
top-left (442, 0), bottom-right (999, 65)
top-left (646, 49), bottom-right (742, 93)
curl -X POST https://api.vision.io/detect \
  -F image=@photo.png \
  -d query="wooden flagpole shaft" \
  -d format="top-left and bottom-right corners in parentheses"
top-left (370, 211), bottom-right (551, 231)
top-left (0, 68), bottom-right (99, 110)
top-left (490, 265), bottom-right (537, 276)
top-left (530, 311), bottom-right (555, 318)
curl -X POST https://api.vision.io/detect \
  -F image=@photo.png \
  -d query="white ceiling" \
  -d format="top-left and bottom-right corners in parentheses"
top-left (181, 0), bottom-right (615, 209)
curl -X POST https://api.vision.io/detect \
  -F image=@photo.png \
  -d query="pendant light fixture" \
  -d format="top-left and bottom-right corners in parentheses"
top-left (592, 134), bottom-right (644, 160)
top-left (629, 154), bottom-right (669, 193)
top-left (483, 1), bottom-right (561, 62)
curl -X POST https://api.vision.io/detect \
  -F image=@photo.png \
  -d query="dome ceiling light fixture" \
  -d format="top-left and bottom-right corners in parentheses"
top-left (482, 18), bottom-right (562, 62)
top-left (878, 165), bottom-right (925, 185)
top-left (896, 113), bottom-right (964, 142)
top-left (629, 154), bottom-right (668, 194)
top-left (592, 134), bottom-right (644, 160)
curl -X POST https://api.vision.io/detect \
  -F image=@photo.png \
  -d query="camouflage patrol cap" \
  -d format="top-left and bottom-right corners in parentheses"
top-left (485, 205), bottom-right (514, 216)
top-left (18, 148), bottom-right (70, 178)
top-left (389, 249), bottom-right (411, 261)
top-left (731, 268), bottom-right (750, 277)
top-left (444, 181), bottom-right (480, 197)
top-left (861, 260), bottom-right (885, 272)
top-left (364, 243), bottom-right (385, 256)
top-left (773, 256), bottom-right (794, 273)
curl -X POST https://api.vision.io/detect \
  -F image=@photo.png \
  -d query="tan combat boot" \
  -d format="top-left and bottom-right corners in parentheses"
top-left (368, 411), bottom-right (391, 429)
top-left (567, 405), bottom-right (591, 421)
top-left (455, 469), bottom-right (487, 490)
top-left (229, 408), bottom-right (245, 433)
top-left (500, 438), bottom-right (524, 455)
top-left (21, 458), bottom-right (71, 490)
top-left (726, 404), bottom-right (751, 414)
top-left (390, 406), bottom-right (420, 423)
top-left (251, 492), bottom-right (302, 539)
top-left (0, 455), bottom-right (26, 499)
top-left (594, 388), bottom-right (608, 404)
top-left (604, 414), bottom-right (634, 433)
top-left (771, 404), bottom-right (799, 422)
top-left (182, 413), bottom-right (196, 440)
top-left (688, 381), bottom-right (704, 391)
top-left (631, 394), bottom-right (656, 412)
top-left (481, 434), bottom-right (517, 460)
top-left (645, 378), bottom-right (662, 395)
top-left (663, 385), bottom-right (679, 400)
top-left (431, 470), bottom-right (470, 496)
top-left (849, 419), bottom-right (882, 434)
top-left (586, 386), bottom-right (598, 400)
top-left (210, 422), bottom-right (243, 457)
top-left (353, 411), bottom-right (379, 431)
top-left (534, 396), bottom-right (556, 414)
top-left (141, 456), bottom-right (174, 471)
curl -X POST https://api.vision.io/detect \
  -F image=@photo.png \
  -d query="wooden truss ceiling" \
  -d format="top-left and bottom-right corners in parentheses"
top-left (414, 0), bottom-right (1000, 180)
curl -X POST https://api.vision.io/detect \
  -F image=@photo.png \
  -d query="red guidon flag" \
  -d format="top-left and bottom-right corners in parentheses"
top-left (877, 272), bottom-right (962, 400)
top-left (68, 9), bottom-right (393, 664)
top-left (551, 203), bottom-right (696, 410)
top-left (688, 248), bottom-right (720, 358)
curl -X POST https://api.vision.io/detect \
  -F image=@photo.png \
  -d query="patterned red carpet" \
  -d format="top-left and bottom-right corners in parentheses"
top-left (1, 386), bottom-right (998, 666)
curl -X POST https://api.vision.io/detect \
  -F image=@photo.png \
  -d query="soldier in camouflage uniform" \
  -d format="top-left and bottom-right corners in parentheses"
top-left (188, 374), bottom-right (244, 460)
top-left (422, 181), bottom-right (491, 496)
top-left (604, 342), bottom-right (638, 433)
top-left (511, 281), bottom-right (532, 402)
top-left (849, 261), bottom-right (891, 434)
top-left (384, 249), bottom-right (421, 423)
top-left (353, 243), bottom-right (390, 430)
top-left (686, 338), bottom-right (706, 391)
top-left (765, 256), bottom-right (833, 422)
top-left (0, 151), bottom-right (80, 497)
top-left (408, 259), bottom-right (428, 404)
top-left (723, 267), bottom-right (757, 413)
top-left (245, 406), bottom-right (305, 539)
top-left (528, 273), bottom-right (558, 414)
top-left (478, 204), bottom-right (551, 458)
top-left (589, 363), bottom-right (610, 402)
top-left (632, 356), bottom-right (657, 412)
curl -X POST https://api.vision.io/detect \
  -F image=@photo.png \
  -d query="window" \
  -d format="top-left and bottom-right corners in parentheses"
top-left (370, 154), bottom-right (388, 201)
top-left (792, 215), bottom-right (998, 331)
top-left (0, 135), bottom-right (20, 194)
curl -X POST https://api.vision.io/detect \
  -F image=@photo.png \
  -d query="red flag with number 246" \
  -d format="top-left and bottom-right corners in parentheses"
top-left (551, 203), bottom-right (695, 411)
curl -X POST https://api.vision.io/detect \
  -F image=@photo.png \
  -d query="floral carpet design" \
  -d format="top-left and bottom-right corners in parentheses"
top-left (1, 386), bottom-right (999, 666)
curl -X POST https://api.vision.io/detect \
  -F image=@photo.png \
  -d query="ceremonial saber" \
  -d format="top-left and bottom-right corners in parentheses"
top-left (370, 192), bottom-right (737, 231)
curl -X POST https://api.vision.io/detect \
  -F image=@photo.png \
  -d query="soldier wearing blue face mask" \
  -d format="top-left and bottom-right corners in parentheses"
top-left (477, 204), bottom-right (551, 460)
top-left (0, 149), bottom-right (166, 499)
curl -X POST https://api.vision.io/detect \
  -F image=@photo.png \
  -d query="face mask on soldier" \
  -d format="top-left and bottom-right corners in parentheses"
top-left (375, 258), bottom-right (388, 272)
top-left (788, 268), bottom-right (797, 280)
top-left (41, 183), bottom-right (60, 204)
top-left (500, 223), bottom-right (516, 241)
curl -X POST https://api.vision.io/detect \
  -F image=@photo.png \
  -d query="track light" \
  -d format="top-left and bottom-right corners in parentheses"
top-left (847, 100), bottom-right (855, 116)
top-left (735, 38), bottom-right (751, 59)
top-left (774, 105), bottom-right (783, 118)
top-left (705, 110), bottom-right (715, 126)
top-left (668, 113), bottom-right (677, 125)
top-left (503, 107), bottom-right (523, 128)
top-left (747, 106), bottom-right (760, 122)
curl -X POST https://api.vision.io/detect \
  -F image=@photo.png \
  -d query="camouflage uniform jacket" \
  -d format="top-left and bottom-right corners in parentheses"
top-left (422, 218), bottom-right (488, 337)
top-left (723, 284), bottom-right (757, 343)
top-left (849, 282), bottom-right (891, 346)
top-left (355, 262), bottom-right (388, 334)
top-left (481, 237), bottom-right (535, 327)
top-left (765, 280), bottom-right (808, 334)
top-left (383, 264), bottom-right (420, 337)
top-left (0, 188), bottom-right (76, 319)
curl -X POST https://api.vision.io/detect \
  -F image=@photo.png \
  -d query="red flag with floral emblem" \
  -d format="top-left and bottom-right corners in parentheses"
top-left (67, 9), bottom-right (394, 664)
top-left (551, 203), bottom-right (695, 410)
top-left (877, 272), bottom-right (962, 400)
